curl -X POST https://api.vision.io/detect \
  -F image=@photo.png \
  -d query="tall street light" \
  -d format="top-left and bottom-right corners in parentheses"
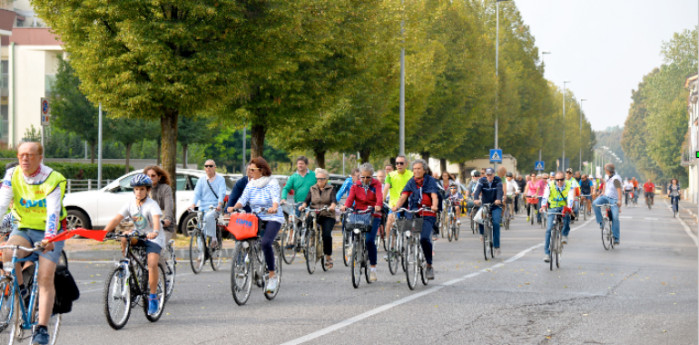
top-left (562, 80), bottom-right (571, 171)
top-left (579, 98), bottom-right (587, 171)
top-left (539, 51), bottom-right (551, 162)
top-left (494, 0), bottom-right (510, 152)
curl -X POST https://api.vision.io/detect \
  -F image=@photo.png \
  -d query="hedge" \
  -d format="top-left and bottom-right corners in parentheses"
top-left (0, 160), bottom-right (131, 180)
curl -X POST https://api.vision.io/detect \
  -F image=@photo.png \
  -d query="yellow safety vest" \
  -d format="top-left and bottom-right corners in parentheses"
top-left (547, 180), bottom-right (572, 208)
top-left (10, 167), bottom-right (67, 231)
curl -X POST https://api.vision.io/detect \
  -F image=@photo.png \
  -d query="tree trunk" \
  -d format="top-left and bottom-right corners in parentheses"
top-left (359, 148), bottom-right (371, 163)
top-left (161, 111), bottom-right (178, 209)
top-left (156, 141), bottom-right (161, 165)
top-left (314, 149), bottom-right (326, 169)
top-left (89, 142), bottom-right (96, 164)
top-left (182, 143), bottom-right (188, 169)
top-left (251, 123), bottom-right (266, 159)
top-left (125, 143), bottom-right (132, 174)
top-left (421, 151), bottom-right (430, 162)
top-left (440, 158), bottom-right (447, 174)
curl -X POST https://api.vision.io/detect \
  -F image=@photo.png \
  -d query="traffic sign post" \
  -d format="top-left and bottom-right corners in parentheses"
top-left (534, 161), bottom-right (545, 171)
top-left (40, 97), bottom-right (50, 126)
top-left (489, 149), bottom-right (502, 164)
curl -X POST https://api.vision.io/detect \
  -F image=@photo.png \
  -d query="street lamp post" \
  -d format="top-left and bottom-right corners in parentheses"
top-left (562, 80), bottom-right (571, 171)
top-left (494, 0), bottom-right (510, 152)
top-left (539, 51), bottom-right (551, 162)
top-left (579, 98), bottom-right (587, 171)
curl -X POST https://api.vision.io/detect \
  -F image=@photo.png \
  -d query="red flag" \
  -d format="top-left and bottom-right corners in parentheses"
top-left (50, 228), bottom-right (109, 242)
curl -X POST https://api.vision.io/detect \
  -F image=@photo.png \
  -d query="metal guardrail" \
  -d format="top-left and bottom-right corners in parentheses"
top-left (66, 179), bottom-right (113, 193)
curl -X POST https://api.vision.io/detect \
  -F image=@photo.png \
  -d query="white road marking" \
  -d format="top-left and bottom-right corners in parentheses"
top-left (280, 219), bottom-right (594, 345)
top-left (643, 218), bottom-right (659, 221)
top-left (665, 200), bottom-right (698, 247)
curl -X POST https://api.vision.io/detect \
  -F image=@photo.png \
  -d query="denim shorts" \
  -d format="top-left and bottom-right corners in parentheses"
top-left (10, 228), bottom-right (65, 264)
top-left (138, 240), bottom-right (162, 255)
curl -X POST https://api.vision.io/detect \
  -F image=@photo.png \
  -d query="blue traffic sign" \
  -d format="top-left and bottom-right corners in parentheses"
top-left (489, 149), bottom-right (503, 163)
top-left (535, 161), bottom-right (545, 171)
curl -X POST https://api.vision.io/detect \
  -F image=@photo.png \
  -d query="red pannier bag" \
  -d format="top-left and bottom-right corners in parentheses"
top-left (227, 213), bottom-right (259, 240)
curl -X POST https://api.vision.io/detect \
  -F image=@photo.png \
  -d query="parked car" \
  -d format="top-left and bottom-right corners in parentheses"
top-left (63, 169), bottom-right (236, 236)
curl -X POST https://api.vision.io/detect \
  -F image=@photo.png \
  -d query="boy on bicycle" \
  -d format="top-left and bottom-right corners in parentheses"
top-left (103, 174), bottom-right (163, 316)
top-left (447, 183), bottom-right (463, 223)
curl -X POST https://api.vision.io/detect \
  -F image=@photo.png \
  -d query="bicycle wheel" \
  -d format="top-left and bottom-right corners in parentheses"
top-left (343, 229), bottom-right (352, 267)
top-left (230, 242), bottom-right (252, 306)
top-left (305, 228), bottom-right (316, 275)
top-left (264, 242), bottom-right (282, 301)
top-left (165, 246), bottom-right (176, 302)
top-left (447, 215), bottom-right (453, 242)
top-left (364, 248), bottom-right (372, 284)
top-left (405, 239), bottom-right (418, 290)
top-left (488, 224), bottom-right (494, 259)
top-left (351, 237), bottom-right (361, 288)
top-left (210, 228), bottom-right (223, 271)
top-left (608, 220), bottom-right (615, 250)
top-left (387, 228), bottom-right (399, 275)
top-left (0, 278), bottom-right (13, 336)
top-left (189, 231), bottom-right (205, 274)
top-left (601, 219), bottom-right (610, 250)
top-left (454, 216), bottom-right (460, 241)
top-left (549, 229), bottom-right (556, 271)
top-left (319, 232), bottom-right (327, 272)
top-left (504, 213), bottom-right (510, 230)
top-left (280, 222), bottom-right (296, 265)
top-left (380, 224), bottom-right (388, 252)
top-left (400, 234), bottom-right (408, 273)
top-left (104, 266), bottom-right (131, 330)
top-left (143, 264), bottom-right (166, 322)
top-left (471, 214), bottom-right (476, 234)
top-left (555, 230), bottom-right (561, 269)
top-left (482, 223), bottom-right (489, 261)
top-left (419, 252), bottom-right (428, 286)
top-left (1, 293), bottom-right (21, 345)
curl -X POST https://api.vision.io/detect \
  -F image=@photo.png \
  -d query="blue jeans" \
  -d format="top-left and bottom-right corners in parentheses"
top-left (670, 196), bottom-right (679, 213)
top-left (203, 209), bottom-right (219, 239)
top-left (479, 207), bottom-right (502, 248)
top-left (364, 217), bottom-right (381, 266)
top-left (544, 207), bottom-right (570, 255)
top-left (593, 196), bottom-right (620, 241)
top-left (261, 221), bottom-right (282, 272)
top-left (420, 216), bottom-right (436, 265)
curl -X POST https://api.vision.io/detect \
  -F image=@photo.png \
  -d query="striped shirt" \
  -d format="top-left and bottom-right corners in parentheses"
top-left (238, 178), bottom-right (284, 223)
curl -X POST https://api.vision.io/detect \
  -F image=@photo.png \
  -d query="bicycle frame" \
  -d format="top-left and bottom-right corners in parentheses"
top-left (0, 245), bottom-right (42, 332)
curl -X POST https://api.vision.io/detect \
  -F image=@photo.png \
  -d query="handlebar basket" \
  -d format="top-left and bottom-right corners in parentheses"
top-left (347, 212), bottom-right (372, 233)
top-left (397, 217), bottom-right (423, 234)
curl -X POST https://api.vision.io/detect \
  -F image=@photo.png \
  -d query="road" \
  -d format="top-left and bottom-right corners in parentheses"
top-left (56, 201), bottom-right (697, 345)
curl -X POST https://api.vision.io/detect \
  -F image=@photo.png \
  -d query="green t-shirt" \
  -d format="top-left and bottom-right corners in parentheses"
top-left (281, 170), bottom-right (317, 203)
top-left (385, 170), bottom-right (413, 207)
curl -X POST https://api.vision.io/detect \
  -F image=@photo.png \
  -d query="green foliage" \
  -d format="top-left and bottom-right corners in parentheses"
top-left (22, 125), bottom-right (41, 142)
top-left (0, 161), bottom-right (130, 180)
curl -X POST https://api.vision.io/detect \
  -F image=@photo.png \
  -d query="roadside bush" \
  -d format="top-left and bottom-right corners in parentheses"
top-left (0, 160), bottom-right (131, 180)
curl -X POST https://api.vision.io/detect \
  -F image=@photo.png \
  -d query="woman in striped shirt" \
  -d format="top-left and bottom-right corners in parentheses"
top-left (231, 157), bottom-right (284, 294)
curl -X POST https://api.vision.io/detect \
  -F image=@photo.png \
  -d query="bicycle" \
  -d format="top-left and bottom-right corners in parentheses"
top-left (340, 212), bottom-right (353, 267)
top-left (468, 200), bottom-right (478, 235)
top-left (103, 232), bottom-right (166, 330)
top-left (344, 208), bottom-right (374, 289)
top-left (525, 196), bottom-right (539, 226)
top-left (581, 194), bottom-right (592, 220)
top-left (302, 207), bottom-right (332, 274)
top-left (0, 217), bottom-right (68, 271)
top-left (479, 203), bottom-right (495, 261)
top-left (547, 211), bottom-right (565, 271)
top-left (503, 196), bottom-right (514, 230)
top-left (0, 242), bottom-right (63, 344)
top-left (445, 199), bottom-right (459, 242)
top-left (163, 239), bottom-right (176, 302)
top-left (229, 208), bottom-right (282, 305)
top-left (280, 202), bottom-right (303, 265)
top-left (645, 193), bottom-right (653, 210)
top-left (395, 208), bottom-right (430, 290)
top-left (187, 206), bottom-right (223, 274)
top-left (595, 204), bottom-right (615, 250)
top-left (670, 196), bottom-right (680, 217)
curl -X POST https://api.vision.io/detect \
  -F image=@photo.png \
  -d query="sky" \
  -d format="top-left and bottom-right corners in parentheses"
top-left (514, 0), bottom-right (698, 131)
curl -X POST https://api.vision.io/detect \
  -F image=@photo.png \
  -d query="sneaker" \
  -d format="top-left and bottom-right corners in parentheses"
top-left (210, 238), bottom-right (219, 250)
top-left (148, 293), bottom-right (159, 316)
top-left (562, 236), bottom-right (568, 245)
top-left (266, 276), bottom-right (279, 293)
top-left (368, 269), bottom-right (377, 282)
top-left (456, 220), bottom-right (461, 225)
top-left (284, 244), bottom-right (294, 250)
top-left (613, 240), bottom-right (620, 246)
top-left (543, 255), bottom-right (550, 262)
top-left (425, 266), bottom-right (435, 280)
top-left (31, 325), bottom-right (49, 345)
top-left (495, 248), bottom-right (501, 256)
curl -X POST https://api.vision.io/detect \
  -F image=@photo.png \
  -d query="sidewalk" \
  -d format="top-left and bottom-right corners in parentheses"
top-left (677, 199), bottom-right (698, 235)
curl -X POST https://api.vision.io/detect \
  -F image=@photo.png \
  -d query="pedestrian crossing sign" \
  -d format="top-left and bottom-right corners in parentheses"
top-left (535, 161), bottom-right (545, 171)
top-left (489, 149), bottom-right (502, 163)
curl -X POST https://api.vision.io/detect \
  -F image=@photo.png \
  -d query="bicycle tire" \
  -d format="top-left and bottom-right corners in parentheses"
top-left (387, 229), bottom-right (399, 275)
top-left (405, 239), bottom-right (418, 290)
top-left (454, 217), bottom-right (460, 241)
top-left (305, 229), bottom-right (316, 275)
top-left (165, 245), bottom-right (176, 302)
top-left (264, 242), bottom-right (282, 301)
top-left (210, 228), bottom-right (223, 271)
top-left (364, 248), bottom-right (372, 284)
top-left (400, 233), bottom-right (408, 273)
top-left (419, 251), bottom-right (428, 286)
top-left (104, 266), bottom-right (131, 330)
top-left (143, 264), bottom-right (166, 322)
top-left (0, 278), bottom-right (12, 333)
top-left (440, 211), bottom-right (447, 239)
top-left (351, 236), bottom-right (361, 289)
top-left (2, 293), bottom-right (20, 345)
top-left (343, 229), bottom-right (352, 267)
top-left (231, 243), bottom-right (252, 306)
top-left (280, 222), bottom-right (296, 265)
top-left (319, 230), bottom-right (327, 272)
top-left (471, 215), bottom-right (476, 234)
top-left (482, 223), bottom-right (489, 261)
top-left (380, 224), bottom-right (388, 252)
top-left (608, 220), bottom-right (615, 250)
top-left (549, 227), bottom-right (557, 271)
top-left (555, 232), bottom-right (560, 269)
top-left (189, 231), bottom-right (205, 274)
top-left (447, 215), bottom-right (453, 242)
top-left (601, 219), bottom-right (610, 251)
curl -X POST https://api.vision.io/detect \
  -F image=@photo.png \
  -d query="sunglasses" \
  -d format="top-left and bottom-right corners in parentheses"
top-left (249, 167), bottom-right (260, 171)
top-left (360, 176), bottom-right (372, 179)
top-left (395, 162), bottom-right (405, 165)
top-left (204, 165), bottom-right (215, 168)
top-left (556, 178), bottom-right (565, 182)
top-left (317, 178), bottom-right (327, 181)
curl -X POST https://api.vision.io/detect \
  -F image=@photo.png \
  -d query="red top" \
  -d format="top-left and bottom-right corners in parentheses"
top-left (643, 182), bottom-right (655, 193)
top-left (345, 178), bottom-right (383, 218)
top-left (631, 180), bottom-right (638, 188)
top-left (402, 177), bottom-right (436, 217)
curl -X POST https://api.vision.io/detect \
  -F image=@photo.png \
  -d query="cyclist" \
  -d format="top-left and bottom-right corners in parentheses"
top-left (104, 173), bottom-right (163, 316)
top-left (464, 170), bottom-right (481, 221)
top-left (391, 159), bottom-right (439, 280)
top-left (643, 179), bottom-right (655, 206)
top-left (623, 179), bottom-right (634, 206)
top-left (579, 174), bottom-right (594, 216)
top-left (382, 155), bottom-right (413, 248)
top-left (447, 182), bottom-right (463, 223)
top-left (631, 177), bottom-right (639, 204)
top-left (540, 171), bottom-right (574, 262)
top-left (667, 179), bottom-right (681, 215)
top-left (514, 174), bottom-right (526, 213)
top-left (298, 168), bottom-right (337, 270)
top-left (504, 172), bottom-right (520, 220)
top-left (281, 156), bottom-right (317, 210)
top-left (535, 172), bottom-right (549, 224)
top-left (230, 157), bottom-right (284, 294)
top-left (225, 164), bottom-right (252, 213)
top-left (473, 168), bottom-right (504, 256)
top-left (0, 142), bottom-right (68, 345)
top-left (188, 160), bottom-right (226, 248)
top-left (593, 163), bottom-right (623, 246)
top-left (336, 168), bottom-right (360, 203)
top-left (541, 171), bottom-right (575, 262)
top-left (144, 166), bottom-right (174, 243)
top-left (524, 173), bottom-right (539, 222)
top-left (341, 163), bottom-right (383, 282)
top-left (565, 169), bottom-right (580, 218)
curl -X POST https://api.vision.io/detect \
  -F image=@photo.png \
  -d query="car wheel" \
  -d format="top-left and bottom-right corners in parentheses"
top-left (66, 209), bottom-right (91, 230)
top-left (179, 212), bottom-right (198, 237)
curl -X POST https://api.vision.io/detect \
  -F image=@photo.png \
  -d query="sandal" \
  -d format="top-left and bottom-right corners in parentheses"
top-left (325, 257), bottom-right (333, 270)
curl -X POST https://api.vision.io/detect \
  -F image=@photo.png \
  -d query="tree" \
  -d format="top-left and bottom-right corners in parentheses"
top-left (49, 58), bottom-right (99, 162)
top-left (108, 118), bottom-right (159, 173)
top-left (177, 116), bottom-right (214, 168)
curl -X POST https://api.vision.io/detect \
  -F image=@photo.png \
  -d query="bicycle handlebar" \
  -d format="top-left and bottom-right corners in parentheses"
top-left (0, 244), bottom-right (44, 252)
top-left (105, 232), bottom-right (148, 241)
top-left (343, 207), bottom-right (375, 215)
top-left (394, 207), bottom-right (431, 214)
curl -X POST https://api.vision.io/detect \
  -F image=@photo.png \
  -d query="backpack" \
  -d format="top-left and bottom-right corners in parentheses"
top-left (53, 264), bottom-right (79, 314)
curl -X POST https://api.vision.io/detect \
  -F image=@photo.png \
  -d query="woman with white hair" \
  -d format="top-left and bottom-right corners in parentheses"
top-left (299, 168), bottom-right (337, 269)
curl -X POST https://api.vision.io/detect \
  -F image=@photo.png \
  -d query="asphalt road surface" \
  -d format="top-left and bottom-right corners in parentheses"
top-left (55, 202), bottom-right (697, 345)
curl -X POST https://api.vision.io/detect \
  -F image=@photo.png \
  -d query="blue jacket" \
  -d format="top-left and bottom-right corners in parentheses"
top-left (225, 176), bottom-right (251, 212)
top-left (473, 176), bottom-right (504, 208)
top-left (336, 177), bottom-right (354, 202)
top-left (402, 175), bottom-right (440, 212)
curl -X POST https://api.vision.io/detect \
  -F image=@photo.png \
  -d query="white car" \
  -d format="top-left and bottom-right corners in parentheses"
top-left (63, 169), bottom-right (237, 235)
